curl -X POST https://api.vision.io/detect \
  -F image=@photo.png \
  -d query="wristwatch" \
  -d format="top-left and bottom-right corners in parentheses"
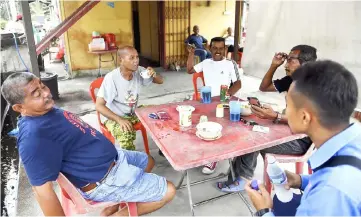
top-left (255, 208), bottom-right (272, 216)
top-left (273, 112), bottom-right (282, 124)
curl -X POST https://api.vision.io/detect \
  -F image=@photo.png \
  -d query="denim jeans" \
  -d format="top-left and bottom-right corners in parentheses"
top-left (194, 49), bottom-right (211, 62)
top-left (227, 137), bottom-right (312, 184)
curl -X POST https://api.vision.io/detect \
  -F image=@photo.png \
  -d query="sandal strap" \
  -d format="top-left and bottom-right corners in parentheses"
top-left (217, 181), bottom-right (230, 190)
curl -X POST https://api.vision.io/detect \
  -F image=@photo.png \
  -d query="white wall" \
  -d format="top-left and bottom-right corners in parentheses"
top-left (242, 1), bottom-right (361, 109)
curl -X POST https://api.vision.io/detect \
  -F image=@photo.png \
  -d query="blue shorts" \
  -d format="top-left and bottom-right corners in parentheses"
top-left (81, 149), bottom-right (167, 203)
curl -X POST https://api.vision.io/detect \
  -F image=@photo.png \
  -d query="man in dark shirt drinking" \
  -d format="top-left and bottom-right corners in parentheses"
top-left (216, 45), bottom-right (317, 193)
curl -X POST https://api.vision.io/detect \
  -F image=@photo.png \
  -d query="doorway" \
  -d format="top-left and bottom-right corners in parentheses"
top-left (131, 1), bottom-right (191, 69)
top-left (159, 1), bottom-right (191, 69)
top-left (131, 1), bottom-right (141, 53)
top-left (132, 1), bottom-right (160, 67)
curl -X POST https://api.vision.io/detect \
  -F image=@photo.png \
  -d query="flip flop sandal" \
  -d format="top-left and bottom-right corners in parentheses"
top-left (216, 181), bottom-right (229, 190)
top-left (216, 179), bottom-right (245, 192)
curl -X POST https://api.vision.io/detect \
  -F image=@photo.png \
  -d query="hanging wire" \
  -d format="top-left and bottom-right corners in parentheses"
top-left (11, 32), bottom-right (30, 72)
top-left (4, 0), bottom-right (30, 72)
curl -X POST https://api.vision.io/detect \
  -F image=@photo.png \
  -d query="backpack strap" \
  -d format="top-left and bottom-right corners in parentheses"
top-left (313, 156), bottom-right (361, 173)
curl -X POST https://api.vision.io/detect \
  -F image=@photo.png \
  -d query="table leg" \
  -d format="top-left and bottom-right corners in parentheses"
top-left (175, 161), bottom-right (253, 216)
top-left (238, 192), bottom-right (255, 216)
top-left (115, 52), bottom-right (118, 68)
top-left (176, 171), bottom-right (186, 189)
top-left (228, 159), bottom-right (254, 216)
top-left (178, 172), bottom-right (228, 189)
top-left (112, 52), bottom-right (117, 68)
top-left (98, 54), bottom-right (102, 77)
top-left (229, 159), bottom-right (236, 180)
top-left (186, 170), bottom-right (195, 216)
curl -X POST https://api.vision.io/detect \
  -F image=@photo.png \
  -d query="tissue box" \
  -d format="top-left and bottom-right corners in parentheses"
top-left (88, 38), bottom-right (106, 51)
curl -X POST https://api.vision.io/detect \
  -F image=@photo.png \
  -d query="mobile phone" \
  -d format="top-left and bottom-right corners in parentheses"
top-left (157, 111), bottom-right (171, 120)
top-left (247, 97), bottom-right (261, 107)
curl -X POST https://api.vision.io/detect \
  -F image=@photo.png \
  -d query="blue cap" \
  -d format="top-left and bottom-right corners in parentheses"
top-left (251, 180), bottom-right (259, 190)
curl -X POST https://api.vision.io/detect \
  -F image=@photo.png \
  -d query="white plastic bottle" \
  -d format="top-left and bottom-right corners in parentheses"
top-left (266, 155), bottom-right (293, 203)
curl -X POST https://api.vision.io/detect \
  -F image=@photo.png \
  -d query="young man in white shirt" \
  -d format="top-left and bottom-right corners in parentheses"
top-left (186, 37), bottom-right (242, 174)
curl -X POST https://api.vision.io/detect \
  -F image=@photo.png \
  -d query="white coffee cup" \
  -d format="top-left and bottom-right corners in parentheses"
top-left (177, 106), bottom-right (195, 127)
top-left (140, 69), bottom-right (151, 79)
top-left (179, 110), bottom-right (192, 127)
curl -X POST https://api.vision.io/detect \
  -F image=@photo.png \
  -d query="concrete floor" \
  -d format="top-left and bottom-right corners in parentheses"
top-left (16, 64), bottom-right (301, 216)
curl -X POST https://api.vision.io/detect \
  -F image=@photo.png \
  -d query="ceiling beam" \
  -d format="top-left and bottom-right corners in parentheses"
top-left (35, 0), bottom-right (100, 55)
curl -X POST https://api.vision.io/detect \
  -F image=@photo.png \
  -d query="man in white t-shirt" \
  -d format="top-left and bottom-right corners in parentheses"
top-left (96, 46), bottom-right (163, 151)
top-left (187, 37), bottom-right (242, 174)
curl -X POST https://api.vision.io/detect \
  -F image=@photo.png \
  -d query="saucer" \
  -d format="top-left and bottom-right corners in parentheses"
top-left (196, 131), bottom-right (222, 141)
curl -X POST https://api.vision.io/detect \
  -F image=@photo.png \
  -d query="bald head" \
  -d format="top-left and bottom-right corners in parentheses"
top-left (117, 46), bottom-right (137, 58)
top-left (227, 27), bottom-right (233, 35)
top-left (193, 25), bottom-right (199, 35)
top-left (117, 46), bottom-right (139, 72)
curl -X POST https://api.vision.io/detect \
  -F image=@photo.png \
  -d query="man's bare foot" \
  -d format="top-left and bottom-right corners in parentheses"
top-left (100, 204), bottom-right (120, 216)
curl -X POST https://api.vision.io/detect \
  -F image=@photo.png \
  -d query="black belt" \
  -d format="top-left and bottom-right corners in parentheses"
top-left (81, 155), bottom-right (118, 192)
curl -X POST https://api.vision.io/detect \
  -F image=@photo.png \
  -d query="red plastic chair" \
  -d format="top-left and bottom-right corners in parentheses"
top-left (228, 51), bottom-right (243, 68)
top-left (192, 71), bottom-right (205, 101)
top-left (89, 78), bottom-right (150, 154)
top-left (264, 143), bottom-right (315, 193)
top-left (56, 173), bottom-right (138, 216)
top-left (237, 52), bottom-right (243, 68)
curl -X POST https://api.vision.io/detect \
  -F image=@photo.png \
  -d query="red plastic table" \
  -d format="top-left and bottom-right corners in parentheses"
top-left (135, 97), bottom-right (305, 215)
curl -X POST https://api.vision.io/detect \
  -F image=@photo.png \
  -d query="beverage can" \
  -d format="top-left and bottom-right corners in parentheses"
top-left (225, 92), bottom-right (231, 100)
top-left (220, 85), bottom-right (228, 102)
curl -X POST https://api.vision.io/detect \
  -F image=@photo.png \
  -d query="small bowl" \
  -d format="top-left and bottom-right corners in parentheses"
top-left (240, 101), bottom-right (252, 116)
top-left (196, 121), bottom-right (223, 139)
